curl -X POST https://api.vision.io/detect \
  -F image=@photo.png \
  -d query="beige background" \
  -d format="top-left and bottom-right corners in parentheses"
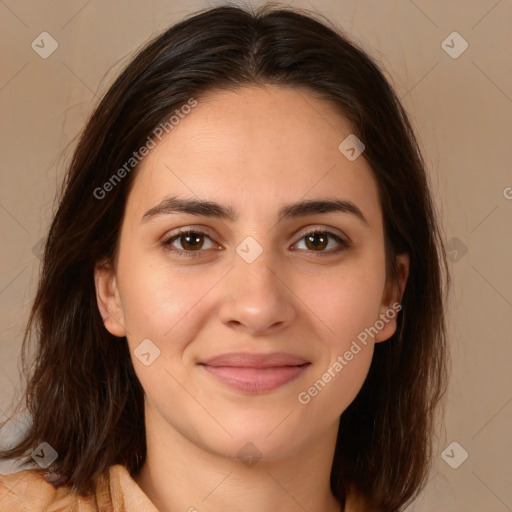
top-left (1, 1), bottom-right (511, 510)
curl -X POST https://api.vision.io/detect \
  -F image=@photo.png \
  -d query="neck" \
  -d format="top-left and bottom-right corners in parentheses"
top-left (133, 406), bottom-right (343, 512)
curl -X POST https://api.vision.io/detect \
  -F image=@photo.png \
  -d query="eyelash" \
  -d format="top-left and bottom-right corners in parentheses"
top-left (162, 227), bottom-right (350, 258)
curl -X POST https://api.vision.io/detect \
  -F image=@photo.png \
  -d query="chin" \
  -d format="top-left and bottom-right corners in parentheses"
top-left (199, 423), bottom-right (305, 463)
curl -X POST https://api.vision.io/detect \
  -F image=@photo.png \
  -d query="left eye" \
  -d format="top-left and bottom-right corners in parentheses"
top-left (163, 228), bottom-right (349, 257)
top-left (163, 229), bottom-right (218, 254)
top-left (293, 230), bottom-right (349, 253)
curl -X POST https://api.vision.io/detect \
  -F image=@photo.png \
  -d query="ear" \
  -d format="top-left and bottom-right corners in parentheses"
top-left (374, 252), bottom-right (409, 343)
top-left (94, 260), bottom-right (127, 337)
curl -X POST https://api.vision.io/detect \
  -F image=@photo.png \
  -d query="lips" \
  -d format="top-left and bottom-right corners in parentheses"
top-left (198, 352), bottom-right (311, 393)
top-left (199, 352), bottom-right (309, 368)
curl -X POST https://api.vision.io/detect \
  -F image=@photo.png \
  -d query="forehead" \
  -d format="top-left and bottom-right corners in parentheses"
top-left (126, 85), bottom-right (382, 227)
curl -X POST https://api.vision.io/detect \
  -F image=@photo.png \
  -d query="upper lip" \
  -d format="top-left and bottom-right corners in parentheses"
top-left (199, 352), bottom-right (310, 368)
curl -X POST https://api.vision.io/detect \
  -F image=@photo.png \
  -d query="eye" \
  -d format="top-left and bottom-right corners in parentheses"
top-left (291, 229), bottom-right (350, 255)
top-left (163, 228), bottom-right (219, 257)
top-left (163, 227), bottom-right (349, 258)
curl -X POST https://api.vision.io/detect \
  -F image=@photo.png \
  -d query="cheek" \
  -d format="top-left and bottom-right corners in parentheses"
top-left (303, 256), bottom-right (386, 347)
top-left (120, 268), bottom-right (211, 340)
top-left (294, 252), bottom-right (385, 411)
top-left (295, 281), bottom-right (380, 417)
top-left (116, 248), bottom-right (224, 377)
top-left (296, 344), bottom-right (374, 431)
top-left (117, 263), bottom-right (211, 401)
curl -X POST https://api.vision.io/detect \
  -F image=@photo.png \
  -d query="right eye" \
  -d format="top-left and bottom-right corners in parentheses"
top-left (162, 228), bottom-right (220, 257)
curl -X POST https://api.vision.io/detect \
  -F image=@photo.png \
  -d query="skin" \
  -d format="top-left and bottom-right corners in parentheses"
top-left (95, 85), bottom-right (409, 512)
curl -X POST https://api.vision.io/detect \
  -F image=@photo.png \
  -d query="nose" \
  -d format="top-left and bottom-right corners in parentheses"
top-left (217, 247), bottom-right (297, 336)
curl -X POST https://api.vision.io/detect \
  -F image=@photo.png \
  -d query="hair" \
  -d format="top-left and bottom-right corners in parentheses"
top-left (0, 3), bottom-right (450, 511)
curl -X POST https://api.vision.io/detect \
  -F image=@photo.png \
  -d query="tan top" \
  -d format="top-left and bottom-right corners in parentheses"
top-left (0, 463), bottom-right (372, 511)
top-left (0, 464), bottom-right (157, 512)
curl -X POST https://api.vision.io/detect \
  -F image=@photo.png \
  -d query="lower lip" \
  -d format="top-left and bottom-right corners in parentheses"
top-left (200, 364), bottom-right (310, 393)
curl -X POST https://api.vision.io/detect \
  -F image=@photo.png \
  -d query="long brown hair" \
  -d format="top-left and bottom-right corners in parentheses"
top-left (0, 3), bottom-right (450, 510)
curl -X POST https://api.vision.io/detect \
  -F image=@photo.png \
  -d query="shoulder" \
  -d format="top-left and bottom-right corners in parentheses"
top-left (0, 464), bottom-right (155, 512)
top-left (0, 465), bottom-right (103, 512)
top-left (0, 467), bottom-right (66, 511)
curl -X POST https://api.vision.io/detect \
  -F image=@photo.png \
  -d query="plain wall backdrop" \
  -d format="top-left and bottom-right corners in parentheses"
top-left (0, 1), bottom-right (511, 511)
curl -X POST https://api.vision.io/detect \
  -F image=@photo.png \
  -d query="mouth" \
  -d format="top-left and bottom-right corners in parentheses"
top-left (198, 352), bottom-right (311, 393)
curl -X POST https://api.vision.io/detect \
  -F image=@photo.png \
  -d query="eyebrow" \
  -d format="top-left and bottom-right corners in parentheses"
top-left (141, 195), bottom-right (370, 227)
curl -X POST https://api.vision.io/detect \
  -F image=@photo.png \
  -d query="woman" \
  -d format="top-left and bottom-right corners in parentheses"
top-left (0, 3), bottom-right (449, 511)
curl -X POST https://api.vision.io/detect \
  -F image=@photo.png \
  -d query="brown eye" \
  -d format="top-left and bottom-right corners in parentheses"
top-left (304, 232), bottom-right (329, 251)
top-left (177, 232), bottom-right (205, 251)
top-left (163, 229), bottom-right (217, 256)
top-left (293, 229), bottom-right (349, 255)
top-left (162, 227), bottom-right (349, 258)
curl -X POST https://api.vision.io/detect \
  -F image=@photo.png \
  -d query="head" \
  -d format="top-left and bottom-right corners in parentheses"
top-left (1, 4), bottom-right (449, 511)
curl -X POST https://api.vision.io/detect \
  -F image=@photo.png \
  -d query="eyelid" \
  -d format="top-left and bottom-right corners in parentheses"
top-left (290, 227), bottom-right (350, 255)
top-left (163, 225), bottom-right (219, 241)
top-left (162, 226), bottom-right (221, 254)
top-left (294, 226), bottom-right (349, 245)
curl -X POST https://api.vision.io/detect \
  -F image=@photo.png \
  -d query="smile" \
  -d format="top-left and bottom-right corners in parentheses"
top-left (200, 363), bottom-right (311, 393)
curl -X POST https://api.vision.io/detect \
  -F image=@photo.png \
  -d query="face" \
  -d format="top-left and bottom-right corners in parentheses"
top-left (95, 85), bottom-right (409, 462)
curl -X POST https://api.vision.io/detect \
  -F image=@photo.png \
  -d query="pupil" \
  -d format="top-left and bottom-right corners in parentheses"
top-left (308, 233), bottom-right (327, 250)
top-left (184, 233), bottom-right (202, 249)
